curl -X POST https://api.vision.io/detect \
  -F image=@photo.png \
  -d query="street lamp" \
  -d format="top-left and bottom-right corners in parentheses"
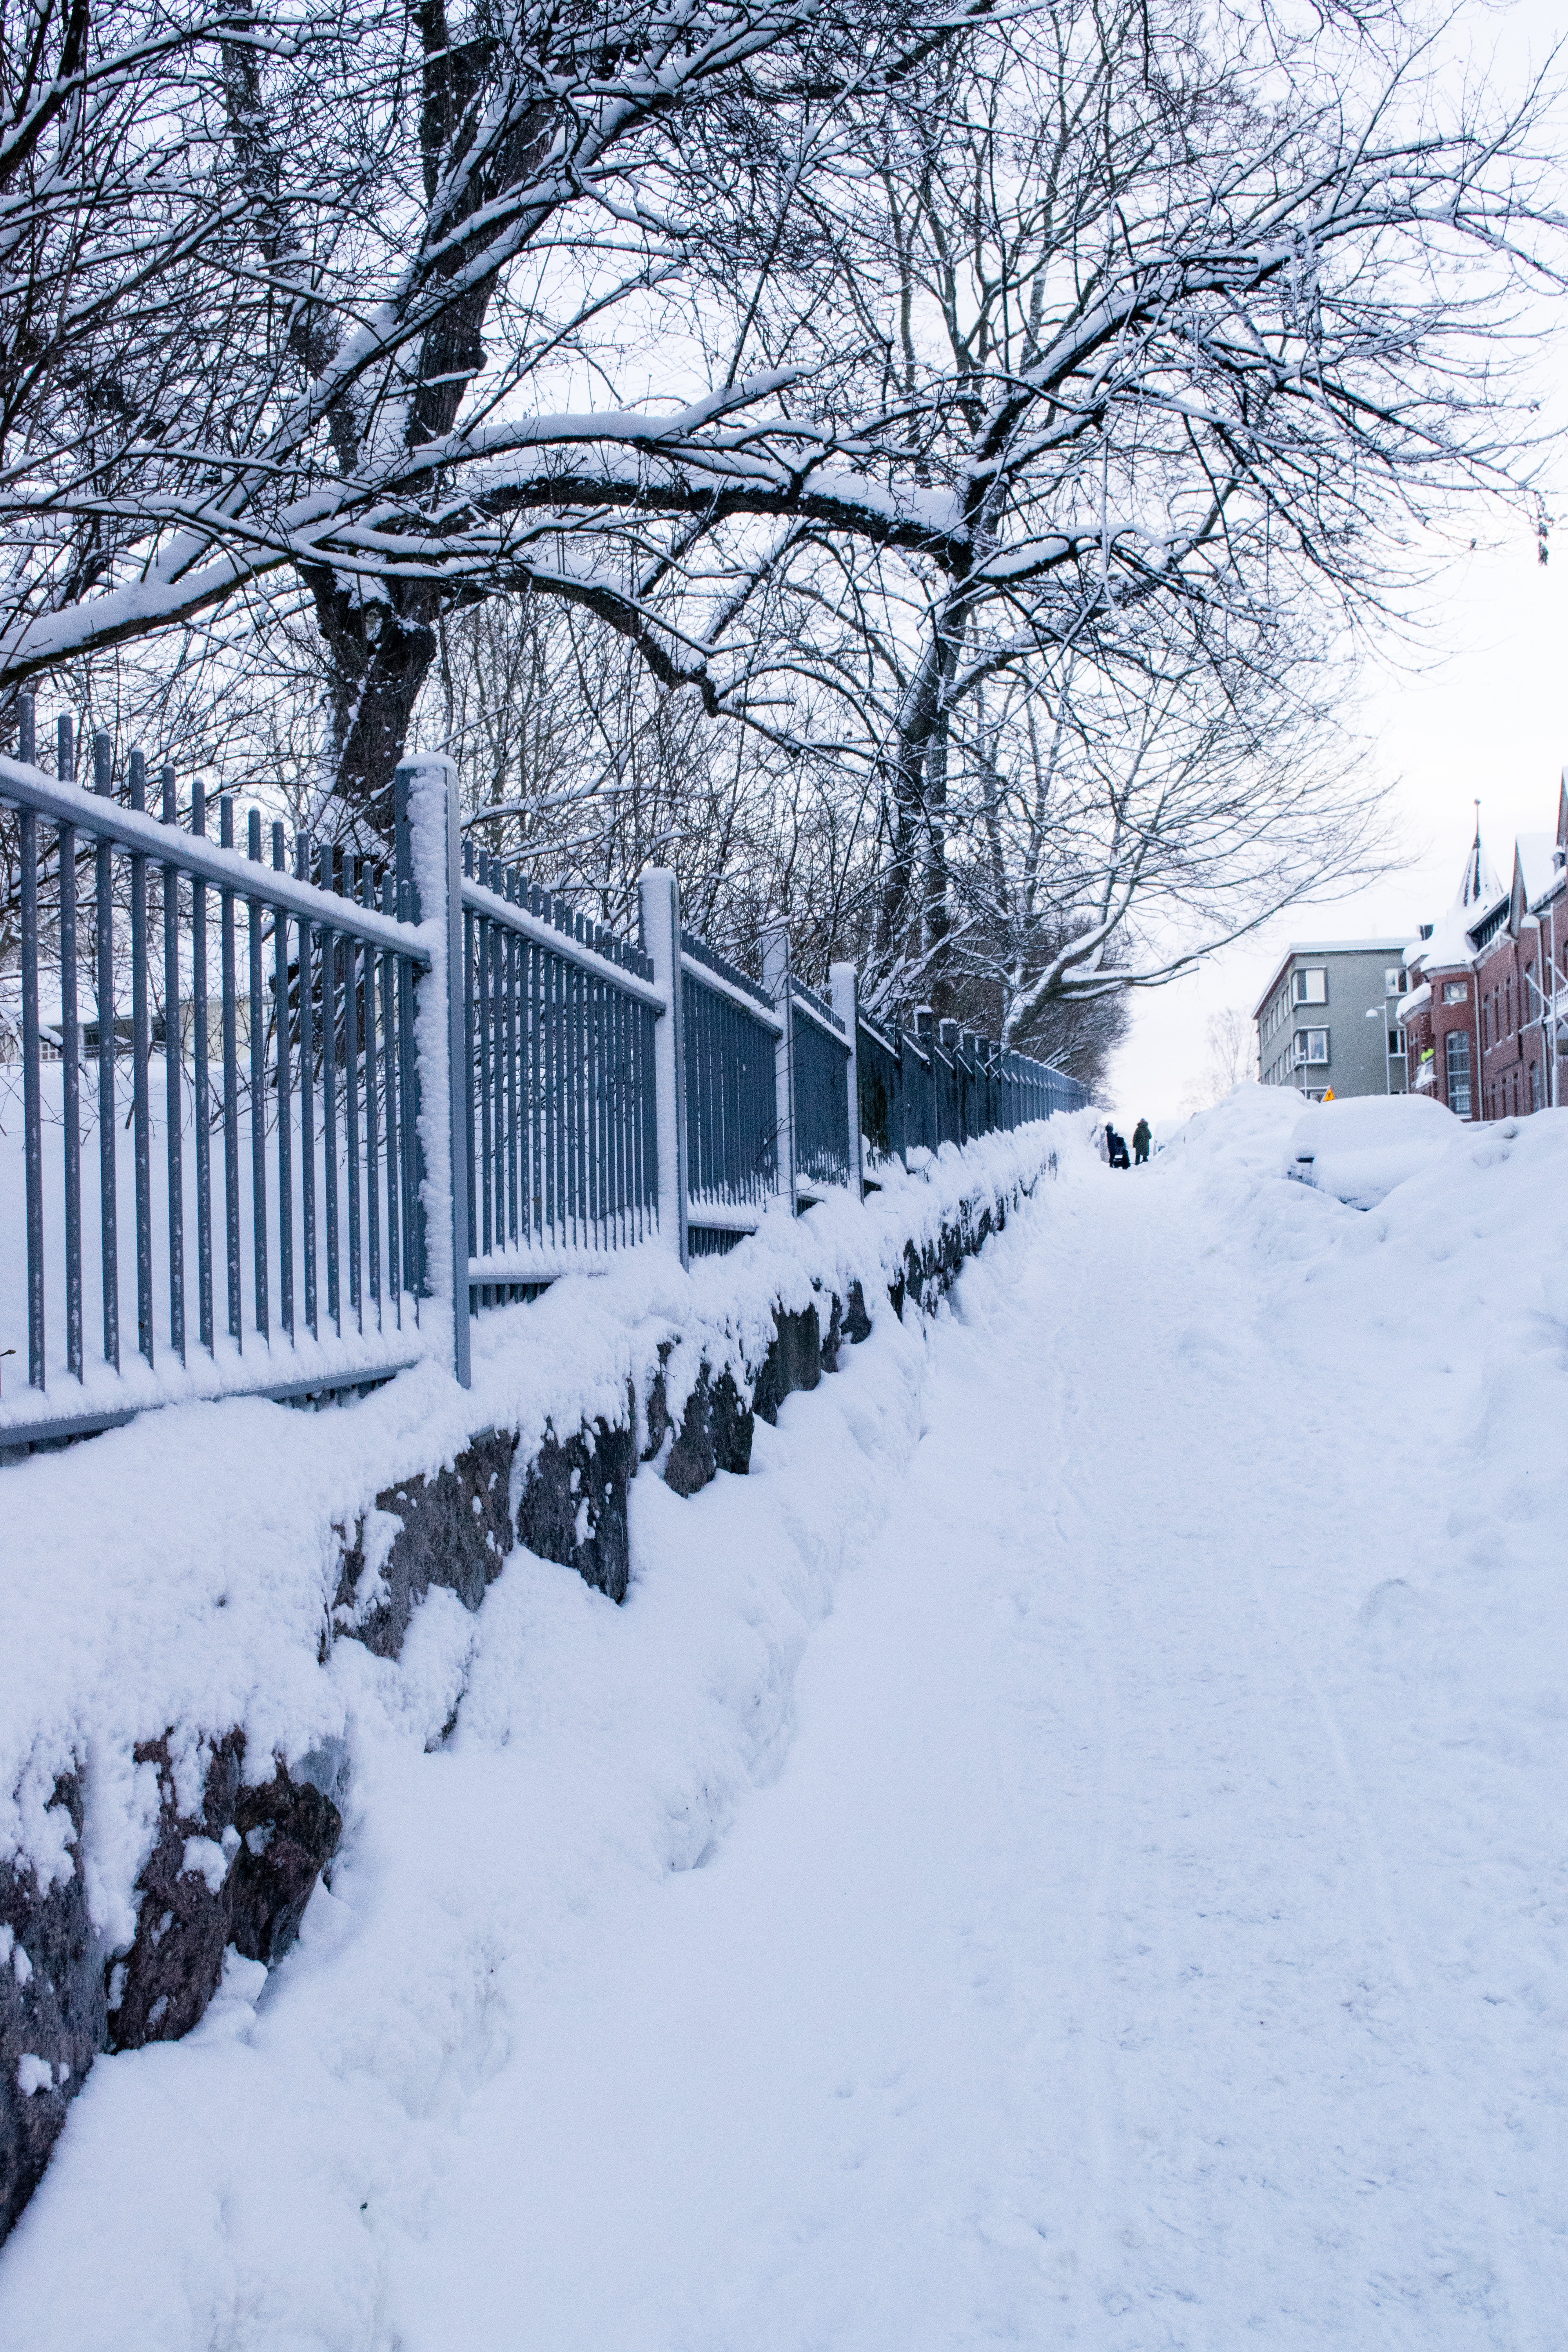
top-left (1365, 1005), bottom-right (1392, 1095)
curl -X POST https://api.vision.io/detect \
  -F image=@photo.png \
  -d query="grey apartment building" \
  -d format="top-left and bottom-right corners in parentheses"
top-left (1254, 940), bottom-right (1412, 1100)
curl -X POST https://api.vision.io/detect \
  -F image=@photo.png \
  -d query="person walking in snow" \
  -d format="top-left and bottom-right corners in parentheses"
top-left (1106, 1125), bottom-right (1131, 1169)
top-left (1133, 1118), bottom-right (1152, 1165)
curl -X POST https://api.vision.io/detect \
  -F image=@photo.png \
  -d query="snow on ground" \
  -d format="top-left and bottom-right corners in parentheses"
top-left (3, 1089), bottom-right (1566, 2348)
top-left (1281, 1090), bottom-right (1461, 1208)
top-left (0, 1125), bottom-right (1054, 1918)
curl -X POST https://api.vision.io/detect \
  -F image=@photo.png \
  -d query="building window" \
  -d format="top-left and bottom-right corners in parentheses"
top-left (1388, 1029), bottom-right (1401, 1058)
top-left (1442, 979), bottom-right (1468, 1005)
top-left (1446, 1028), bottom-right (1472, 1117)
top-left (1385, 967), bottom-right (1403, 996)
top-left (1293, 969), bottom-right (1327, 1005)
top-left (1294, 1027), bottom-right (1329, 1066)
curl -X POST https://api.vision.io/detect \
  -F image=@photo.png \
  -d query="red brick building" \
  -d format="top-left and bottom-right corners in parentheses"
top-left (1400, 783), bottom-right (1568, 1120)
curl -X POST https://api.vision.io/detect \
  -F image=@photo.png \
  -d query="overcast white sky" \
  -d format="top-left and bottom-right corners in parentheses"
top-left (1105, 0), bottom-right (1568, 1126)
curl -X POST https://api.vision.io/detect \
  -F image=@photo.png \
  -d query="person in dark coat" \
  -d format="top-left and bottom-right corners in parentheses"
top-left (1132, 1117), bottom-right (1152, 1165)
top-left (1105, 1123), bottom-right (1131, 1169)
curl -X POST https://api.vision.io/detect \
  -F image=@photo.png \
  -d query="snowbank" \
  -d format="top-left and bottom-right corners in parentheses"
top-left (1157, 1089), bottom-right (1568, 1485)
top-left (0, 1121), bottom-right (1075, 2239)
top-left (2, 1097), bottom-right (1564, 2342)
top-left (1283, 1093), bottom-right (1461, 1208)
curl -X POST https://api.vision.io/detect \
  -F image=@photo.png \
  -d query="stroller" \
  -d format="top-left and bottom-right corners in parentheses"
top-left (1105, 1123), bottom-right (1131, 1170)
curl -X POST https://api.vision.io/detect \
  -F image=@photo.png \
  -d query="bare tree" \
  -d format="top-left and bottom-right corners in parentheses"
top-left (680, 3), bottom-right (1558, 989)
top-left (929, 615), bottom-right (1393, 1036)
top-left (0, 0), bottom-right (986, 831)
top-left (1181, 1005), bottom-right (1257, 1114)
top-left (0, 0), bottom-right (1555, 1056)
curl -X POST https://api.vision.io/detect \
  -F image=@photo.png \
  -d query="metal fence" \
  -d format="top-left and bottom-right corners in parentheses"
top-left (3, 707), bottom-right (429, 1447)
top-left (462, 843), bottom-right (661, 1302)
top-left (789, 977), bottom-right (853, 1194)
top-left (1, 704), bottom-right (1087, 1451)
top-left (851, 1001), bottom-right (1085, 1169)
top-left (680, 930), bottom-right (779, 1254)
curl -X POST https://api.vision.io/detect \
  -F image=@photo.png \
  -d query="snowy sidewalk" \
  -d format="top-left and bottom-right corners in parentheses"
top-left (3, 1114), bottom-right (1565, 2348)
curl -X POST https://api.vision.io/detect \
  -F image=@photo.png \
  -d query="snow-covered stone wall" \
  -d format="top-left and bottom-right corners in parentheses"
top-left (1, 1123), bottom-right (1070, 2241)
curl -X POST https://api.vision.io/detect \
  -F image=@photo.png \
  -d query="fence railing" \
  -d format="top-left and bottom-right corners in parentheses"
top-left (462, 844), bottom-right (661, 1301)
top-left (680, 928), bottom-right (780, 1254)
top-left (1, 705), bottom-right (1087, 1450)
top-left (2, 710), bottom-right (431, 1446)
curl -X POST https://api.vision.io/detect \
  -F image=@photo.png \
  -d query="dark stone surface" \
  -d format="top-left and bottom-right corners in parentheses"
top-left (2, 1735), bottom-right (343, 2248)
top-left (664, 1364), bottom-right (754, 1496)
top-left (340, 1426), bottom-right (517, 1657)
top-left (751, 1304), bottom-right (822, 1426)
top-left (109, 1733), bottom-right (342, 2051)
top-left (108, 1733), bottom-right (241, 2050)
top-left (0, 1773), bottom-right (103, 2245)
top-left (228, 1769), bottom-right (345, 1969)
top-left (819, 1292), bottom-right (843, 1374)
top-left (642, 1344), bottom-right (675, 1461)
top-left (844, 1280), bottom-right (873, 1343)
top-left (517, 1414), bottom-right (637, 1602)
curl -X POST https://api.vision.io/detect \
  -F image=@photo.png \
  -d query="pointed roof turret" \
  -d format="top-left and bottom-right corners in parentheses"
top-left (1459, 802), bottom-right (1502, 909)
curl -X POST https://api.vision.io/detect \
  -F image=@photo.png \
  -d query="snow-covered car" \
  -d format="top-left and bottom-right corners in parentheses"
top-left (1284, 1094), bottom-right (1460, 1209)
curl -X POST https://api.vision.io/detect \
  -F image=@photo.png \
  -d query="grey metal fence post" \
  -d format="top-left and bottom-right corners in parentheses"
top-left (762, 925), bottom-right (795, 1212)
top-left (829, 962), bottom-right (863, 1198)
top-left (397, 756), bottom-right (471, 1387)
top-left (637, 868), bottom-right (688, 1267)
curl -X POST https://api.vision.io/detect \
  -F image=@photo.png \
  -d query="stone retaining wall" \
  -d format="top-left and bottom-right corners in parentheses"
top-left (1, 1163), bottom-right (1040, 2242)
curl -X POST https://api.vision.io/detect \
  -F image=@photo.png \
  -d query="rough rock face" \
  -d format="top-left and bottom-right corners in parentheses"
top-left (340, 1427), bottom-right (518, 1657)
top-left (890, 1203), bottom-right (997, 1320)
top-left (662, 1363), bottom-right (754, 1497)
top-left (751, 1304), bottom-right (822, 1425)
top-left (109, 1732), bottom-right (245, 2049)
top-left (108, 1735), bottom-right (344, 2051)
top-left (0, 1774), bottom-right (103, 2242)
top-left (842, 1280), bottom-right (874, 1345)
top-left (229, 1762), bottom-right (346, 1969)
top-left (517, 1414), bottom-right (638, 1602)
top-left (1, 1739), bottom-right (343, 2245)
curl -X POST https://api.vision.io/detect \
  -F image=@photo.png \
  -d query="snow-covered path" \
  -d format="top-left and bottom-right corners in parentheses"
top-left (4, 1113), bottom-right (1565, 2348)
top-left (400, 1167), bottom-right (1559, 2350)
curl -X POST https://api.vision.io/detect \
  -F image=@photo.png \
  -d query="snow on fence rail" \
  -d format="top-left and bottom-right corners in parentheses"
top-left (0, 697), bottom-right (1087, 1453)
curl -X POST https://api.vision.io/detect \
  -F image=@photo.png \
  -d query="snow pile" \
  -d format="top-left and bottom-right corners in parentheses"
top-left (1283, 1093), bottom-right (1461, 1208)
top-left (0, 1123), bottom-right (1067, 1918)
top-left (0, 1133), bottom-right (1080, 2343)
top-left (1, 1097), bottom-right (1564, 2344)
top-left (1158, 1078), bottom-right (1301, 1169)
top-left (1162, 1091), bottom-right (1568, 1578)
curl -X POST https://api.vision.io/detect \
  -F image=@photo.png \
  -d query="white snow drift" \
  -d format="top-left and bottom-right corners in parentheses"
top-left (1, 1088), bottom-right (1564, 2350)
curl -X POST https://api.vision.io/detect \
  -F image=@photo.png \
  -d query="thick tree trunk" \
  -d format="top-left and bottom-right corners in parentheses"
top-left (876, 610), bottom-right (962, 998)
top-left (308, 571), bottom-right (443, 842)
top-left (923, 716), bottom-right (953, 1015)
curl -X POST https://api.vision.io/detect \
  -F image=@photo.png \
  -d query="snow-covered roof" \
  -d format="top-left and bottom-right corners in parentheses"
top-left (1407, 895), bottom-right (1489, 976)
top-left (1515, 832), bottom-right (1561, 912)
top-left (1396, 980), bottom-right (1430, 1021)
top-left (1457, 827), bottom-right (1503, 911)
